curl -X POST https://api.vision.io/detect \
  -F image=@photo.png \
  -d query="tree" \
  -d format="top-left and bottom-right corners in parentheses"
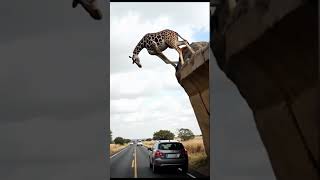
top-left (114, 137), bottom-right (125, 145)
top-left (153, 130), bottom-right (175, 140)
top-left (145, 138), bottom-right (152, 141)
top-left (124, 139), bottom-right (131, 144)
top-left (177, 128), bottom-right (195, 141)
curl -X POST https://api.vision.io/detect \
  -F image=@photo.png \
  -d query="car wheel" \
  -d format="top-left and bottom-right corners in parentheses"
top-left (181, 164), bottom-right (188, 173)
top-left (152, 163), bottom-right (158, 173)
top-left (149, 158), bottom-right (152, 168)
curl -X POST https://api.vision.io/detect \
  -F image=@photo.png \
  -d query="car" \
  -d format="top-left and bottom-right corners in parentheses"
top-left (137, 141), bottom-right (143, 146)
top-left (129, 142), bottom-right (133, 145)
top-left (148, 140), bottom-right (188, 173)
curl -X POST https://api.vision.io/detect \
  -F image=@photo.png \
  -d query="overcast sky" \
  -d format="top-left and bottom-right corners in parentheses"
top-left (110, 2), bottom-right (209, 139)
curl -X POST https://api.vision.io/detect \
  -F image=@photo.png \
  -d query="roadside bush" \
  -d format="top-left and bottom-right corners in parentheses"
top-left (153, 130), bottom-right (174, 140)
top-left (177, 128), bottom-right (195, 141)
top-left (114, 137), bottom-right (125, 145)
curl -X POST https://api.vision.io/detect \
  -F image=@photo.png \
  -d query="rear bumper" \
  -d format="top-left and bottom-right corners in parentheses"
top-left (154, 158), bottom-right (188, 167)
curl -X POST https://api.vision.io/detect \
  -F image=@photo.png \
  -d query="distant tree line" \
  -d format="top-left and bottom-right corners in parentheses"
top-left (111, 128), bottom-right (196, 145)
top-left (152, 128), bottom-right (195, 141)
top-left (113, 137), bottom-right (131, 145)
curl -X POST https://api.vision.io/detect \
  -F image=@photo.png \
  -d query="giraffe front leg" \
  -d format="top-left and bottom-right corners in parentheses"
top-left (151, 41), bottom-right (177, 68)
top-left (162, 54), bottom-right (177, 67)
top-left (155, 53), bottom-right (177, 68)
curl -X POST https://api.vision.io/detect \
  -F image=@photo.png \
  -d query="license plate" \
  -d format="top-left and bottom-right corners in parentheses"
top-left (166, 154), bottom-right (180, 158)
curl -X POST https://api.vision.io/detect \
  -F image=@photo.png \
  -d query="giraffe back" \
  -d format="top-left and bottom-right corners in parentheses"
top-left (142, 29), bottom-right (178, 50)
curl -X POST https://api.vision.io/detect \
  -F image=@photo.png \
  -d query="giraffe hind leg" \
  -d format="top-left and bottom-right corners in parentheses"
top-left (173, 46), bottom-right (185, 65)
top-left (177, 33), bottom-right (195, 54)
top-left (177, 41), bottom-right (195, 54)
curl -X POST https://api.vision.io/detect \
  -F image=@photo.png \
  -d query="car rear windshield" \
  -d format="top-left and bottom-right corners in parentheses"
top-left (158, 143), bottom-right (184, 150)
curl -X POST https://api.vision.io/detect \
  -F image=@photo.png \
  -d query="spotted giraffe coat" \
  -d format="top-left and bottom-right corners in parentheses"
top-left (133, 29), bottom-right (183, 55)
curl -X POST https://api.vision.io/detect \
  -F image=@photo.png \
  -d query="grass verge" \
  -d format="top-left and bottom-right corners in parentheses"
top-left (181, 137), bottom-right (208, 169)
top-left (143, 141), bottom-right (154, 148)
top-left (110, 144), bottom-right (128, 156)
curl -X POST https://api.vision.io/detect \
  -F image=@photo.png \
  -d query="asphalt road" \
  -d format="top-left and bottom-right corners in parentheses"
top-left (110, 144), bottom-right (195, 178)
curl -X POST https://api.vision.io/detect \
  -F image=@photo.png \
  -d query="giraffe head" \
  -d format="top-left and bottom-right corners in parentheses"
top-left (129, 54), bottom-right (142, 68)
top-left (72, 0), bottom-right (103, 20)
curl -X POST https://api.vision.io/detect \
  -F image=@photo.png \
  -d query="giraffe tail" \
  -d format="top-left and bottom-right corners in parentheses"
top-left (177, 33), bottom-right (189, 44)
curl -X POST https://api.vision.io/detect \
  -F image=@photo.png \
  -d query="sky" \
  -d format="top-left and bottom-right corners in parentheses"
top-left (110, 2), bottom-right (210, 139)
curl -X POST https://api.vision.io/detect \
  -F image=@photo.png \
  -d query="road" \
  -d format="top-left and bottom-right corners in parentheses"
top-left (110, 144), bottom-right (198, 178)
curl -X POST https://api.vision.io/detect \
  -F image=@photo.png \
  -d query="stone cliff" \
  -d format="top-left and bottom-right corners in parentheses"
top-left (175, 42), bottom-right (210, 157)
top-left (211, 0), bottom-right (319, 179)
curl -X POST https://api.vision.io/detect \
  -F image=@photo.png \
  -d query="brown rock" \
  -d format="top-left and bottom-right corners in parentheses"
top-left (176, 42), bottom-right (210, 157)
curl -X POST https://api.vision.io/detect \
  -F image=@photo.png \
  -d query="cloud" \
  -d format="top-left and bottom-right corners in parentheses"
top-left (110, 2), bottom-right (209, 74)
top-left (110, 93), bottom-right (201, 139)
top-left (110, 68), bottom-right (179, 100)
top-left (110, 2), bottom-right (209, 139)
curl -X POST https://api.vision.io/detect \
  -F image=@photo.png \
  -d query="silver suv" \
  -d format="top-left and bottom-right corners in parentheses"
top-left (148, 140), bottom-right (188, 173)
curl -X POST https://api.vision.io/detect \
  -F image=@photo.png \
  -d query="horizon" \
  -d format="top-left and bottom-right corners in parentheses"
top-left (112, 134), bottom-right (203, 141)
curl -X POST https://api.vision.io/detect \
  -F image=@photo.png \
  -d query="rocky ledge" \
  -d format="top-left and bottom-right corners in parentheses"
top-left (175, 42), bottom-right (210, 157)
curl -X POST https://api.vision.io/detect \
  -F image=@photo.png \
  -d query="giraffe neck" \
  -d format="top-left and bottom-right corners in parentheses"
top-left (133, 38), bottom-right (145, 55)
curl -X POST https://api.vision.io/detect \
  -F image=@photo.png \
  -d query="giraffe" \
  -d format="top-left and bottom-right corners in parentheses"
top-left (129, 29), bottom-right (195, 69)
top-left (72, 0), bottom-right (102, 20)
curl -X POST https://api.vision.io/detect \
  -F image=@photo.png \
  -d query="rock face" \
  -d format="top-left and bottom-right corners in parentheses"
top-left (211, 1), bottom-right (319, 179)
top-left (176, 42), bottom-right (210, 157)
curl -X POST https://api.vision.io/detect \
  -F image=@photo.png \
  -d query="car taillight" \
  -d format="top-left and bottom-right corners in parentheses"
top-left (181, 148), bottom-right (188, 156)
top-left (155, 150), bottom-right (164, 158)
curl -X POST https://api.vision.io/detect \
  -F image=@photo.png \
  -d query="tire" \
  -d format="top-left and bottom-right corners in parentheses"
top-left (152, 163), bottom-right (158, 173)
top-left (181, 164), bottom-right (188, 173)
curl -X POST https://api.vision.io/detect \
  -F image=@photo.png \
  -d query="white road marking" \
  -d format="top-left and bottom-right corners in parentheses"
top-left (186, 173), bottom-right (196, 179)
top-left (110, 145), bottom-right (129, 159)
top-left (134, 146), bottom-right (137, 178)
top-left (178, 168), bottom-right (197, 178)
